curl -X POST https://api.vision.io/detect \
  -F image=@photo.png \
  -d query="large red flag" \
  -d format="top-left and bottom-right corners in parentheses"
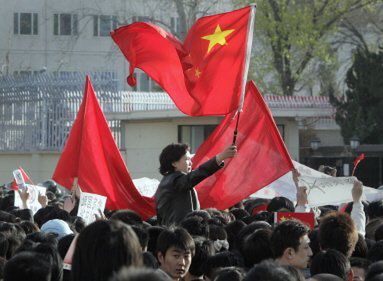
top-left (193, 81), bottom-right (294, 210)
top-left (52, 76), bottom-right (155, 219)
top-left (111, 6), bottom-right (255, 116)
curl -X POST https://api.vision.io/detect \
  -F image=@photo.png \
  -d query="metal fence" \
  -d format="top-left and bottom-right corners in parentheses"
top-left (0, 73), bottom-right (175, 152)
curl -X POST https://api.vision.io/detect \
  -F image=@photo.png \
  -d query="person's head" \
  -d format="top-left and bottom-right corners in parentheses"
top-left (208, 224), bottom-right (228, 252)
top-left (3, 252), bottom-right (52, 281)
top-left (240, 228), bottom-right (273, 267)
top-left (72, 220), bottom-right (143, 281)
top-left (213, 266), bottom-right (245, 281)
top-left (110, 209), bottom-right (143, 226)
top-left (244, 260), bottom-right (295, 281)
top-left (110, 267), bottom-right (171, 281)
top-left (366, 261), bottom-right (383, 281)
top-left (353, 233), bottom-right (368, 258)
top-left (308, 273), bottom-right (344, 281)
top-left (271, 219), bottom-right (312, 269)
top-left (159, 143), bottom-right (190, 175)
top-left (267, 197), bottom-right (295, 212)
top-left (40, 219), bottom-right (73, 240)
top-left (375, 224), bottom-right (383, 242)
top-left (319, 212), bottom-right (358, 257)
top-left (188, 236), bottom-right (215, 278)
top-left (180, 216), bottom-right (209, 238)
top-left (225, 220), bottom-right (246, 251)
top-left (230, 208), bottom-right (250, 221)
top-left (322, 166), bottom-right (337, 177)
top-left (367, 241), bottom-right (383, 263)
top-left (350, 257), bottom-right (371, 281)
top-left (368, 201), bottom-right (383, 220)
top-left (156, 227), bottom-right (195, 280)
top-left (310, 249), bottom-right (352, 281)
top-left (203, 251), bottom-right (244, 280)
top-left (19, 221), bottom-right (39, 235)
top-left (131, 225), bottom-right (149, 252)
top-left (282, 265), bottom-right (306, 281)
top-left (147, 226), bottom-right (165, 254)
top-left (57, 234), bottom-right (75, 260)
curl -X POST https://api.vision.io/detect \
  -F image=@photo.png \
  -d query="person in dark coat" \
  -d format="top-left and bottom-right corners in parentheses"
top-left (155, 143), bottom-right (236, 226)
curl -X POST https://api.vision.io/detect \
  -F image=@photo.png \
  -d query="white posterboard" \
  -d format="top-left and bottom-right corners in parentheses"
top-left (14, 184), bottom-right (46, 214)
top-left (133, 177), bottom-right (159, 197)
top-left (77, 192), bottom-right (107, 225)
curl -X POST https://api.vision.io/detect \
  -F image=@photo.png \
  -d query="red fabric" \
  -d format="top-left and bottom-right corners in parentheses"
top-left (192, 81), bottom-right (294, 210)
top-left (111, 6), bottom-right (252, 116)
top-left (11, 166), bottom-right (33, 190)
top-left (274, 212), bottom-right (315, 230)
top-left (251, 204), bottom-right (268, 216)
top-left (352, 153), bottom-right (365, 176)
top-left (52, 76), bottom-right (155, 219)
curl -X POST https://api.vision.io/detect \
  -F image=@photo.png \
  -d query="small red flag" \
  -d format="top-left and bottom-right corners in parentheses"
top-left (274, 212), bottom-right (315, 229)
top-left (192, 81), bottom-right (294, 210)
top-left (111, 6), bottom-right (255, 116)
top-left (11, 166), bottom-right (33, 190)
top-left (52, 76), bottom-right (155, 219)
top-left (352, 153), bottom-right (365, 176)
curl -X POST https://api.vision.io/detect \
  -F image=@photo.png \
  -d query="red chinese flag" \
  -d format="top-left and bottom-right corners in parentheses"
top-left (11, 166), bottom-right (33, 190)
top-left (111, 6), bottom-right (254, 116)
top-left (193, 81), bottom-right (294, 210)
top-left (52, 76), bottom-right (155, 219)
top-left (274, 212), bottom-right (315, 230)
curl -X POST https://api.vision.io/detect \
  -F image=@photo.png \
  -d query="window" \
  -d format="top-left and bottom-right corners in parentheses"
top-left (132, 16), bottom-right (150, 23)
top-left (14, 13), bottom-right (38, 35)
top-left (137, 72), bottom-right (154, 91)
top-left (93, 15), bottom-right (118, 36)
top-left (54, 14), bottom-right (78, 35)
top-left (178, 125), bottom-right (217, 153)
top-left (277, 124), bottom-right (285, 140)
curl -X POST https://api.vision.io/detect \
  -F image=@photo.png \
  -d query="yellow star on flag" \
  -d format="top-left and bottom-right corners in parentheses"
top-left (280, 216), bottom-right (287, 222)
top-left (201, 25), bottom-right (235, 53)
top-left (195, 68), bottom-right (202, 78)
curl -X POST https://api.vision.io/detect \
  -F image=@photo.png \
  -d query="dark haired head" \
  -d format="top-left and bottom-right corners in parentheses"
top-left (4, 252), bottom-right (52, 281)
top-left (159, 143), bottom-right (189, 175)
top-left (181, 216), bottom-right (209, 238)
top-left (110, 267), bottom-right (170, 281)
top-left (271, 219), bottom-right (309, 258)
top-left (368, 201), bottom-right (383, 220)
top-left (353, 233), bottom-right (368, 258)
top-left (367, 240), bottom-right (383, 263)
top-left (366, 261), bottom-right (383, 281)
top-left (244, 260), bottom-right (294, 281)
top-left (72, 220), bottom-right (143, 281)
top-left (203, 251), bottom-right (244, 280)
top-left (240, 228), bottom-right (273, 267)
top-left (110, 209), bottom-right (143, 226)
top-left (319, 212), bottom-right (358, 257)
top-left (156, 227), bottom-right (195, 257)
top-left (310, 249), bottom-right (351, 280)
top-left (131, 226), bottom-right (149, 251)
top-left (225, 220), bottom-right (246, 251)
top-left (267, 197), bottom-right (295, 212)
top-left (147, 226), bottom-right (165, 254)
top-left (214, 266), bottom-right (245, 281)
top-left (230, 208), bottom-right (249, 221)
top-left (19, 221), bottom-right (39, 235)
top-left (188, 237), bottom-right (215, 277)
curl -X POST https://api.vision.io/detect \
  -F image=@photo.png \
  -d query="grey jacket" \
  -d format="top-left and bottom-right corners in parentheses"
top-left (155, 157), bottom-right (223, 226)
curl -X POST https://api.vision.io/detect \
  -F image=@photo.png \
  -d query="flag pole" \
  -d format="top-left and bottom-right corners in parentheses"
top-left (232, 4), bottom-right (255, 145)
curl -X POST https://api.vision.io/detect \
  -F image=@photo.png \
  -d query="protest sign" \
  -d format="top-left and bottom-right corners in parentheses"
top-left (274, 212), bottom-right (315, 229)
top-left (77, 192), bottom-right (107, 225)
top-left (254, 161), bottom-right (383, 206)
top-left (14, 184), bottom-right (46, 214)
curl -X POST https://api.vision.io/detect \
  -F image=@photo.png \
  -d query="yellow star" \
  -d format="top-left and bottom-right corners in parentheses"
top-left (195, 68), bottom-right (202, 78)
top-left (201, 25), bottom-right (235, 53)
top-left (280, 216), bottom-right (287, 221)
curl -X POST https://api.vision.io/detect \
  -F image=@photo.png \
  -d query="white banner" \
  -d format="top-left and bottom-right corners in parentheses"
top-left (77, 192), bottom-right (107, 225)
top-left (253, 161), bottom-right (383, 207)
top-left (14, 184), bottom-right (46, 214)
top-left (133, 177), bottom-right (159, 197)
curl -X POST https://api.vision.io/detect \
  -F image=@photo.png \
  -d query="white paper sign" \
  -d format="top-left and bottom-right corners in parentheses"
top-left (253, 161), bottom-right (383, 207)
top-left (14, 184), bottom-right (46, 214)
top-left (77, 192), bottom-right (107, 225)
top-left (133, 177), bottom-right (159, 197)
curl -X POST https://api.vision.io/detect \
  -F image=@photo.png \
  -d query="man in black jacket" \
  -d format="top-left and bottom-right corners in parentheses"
top-left (155, 143), bottom-right (236, 226)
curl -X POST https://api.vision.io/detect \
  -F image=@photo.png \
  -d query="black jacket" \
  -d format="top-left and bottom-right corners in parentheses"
top-left (155, 157), bottom-right (223, 226)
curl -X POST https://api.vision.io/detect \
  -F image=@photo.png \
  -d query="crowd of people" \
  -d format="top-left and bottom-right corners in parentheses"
top-left (0, 144), bottom-right (382, 281)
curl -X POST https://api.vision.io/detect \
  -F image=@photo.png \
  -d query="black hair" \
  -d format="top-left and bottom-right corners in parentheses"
top-left (57, 234), bottom-right (75, 260)
top-left (159, 143), bottom-right (189, 175)
top-left (213, 266), bottom-right (245, 281)
top-left (203, 251), bottom-right (244, 280)
top-left (310, 249), bottom-right (350, 280)
top-left (4, 252), bottom-right (52, 281)
top-left (271, 220), bottom-right (309, 259)
top-left (282, 265), bottom-right (306, 281)
top-left (188, 237), bottom-right (215, 277)
top-left (267, 197), bottom-right (295, 212)
top-left (230, 208), bottom-right (250, 221)
top-left (375, 223), bottom-right (383, 241)
top-left (156, 227), bottom-right (195, 257)
top-left (240, 228), bottom-right (273, 267)
top-left (367, 240), bottom-right (383, 263)
top-left (110, 209), bottom-right (143, 226)
top-left (185, 210), bottom-right (211, 221)
top-left (225, 220), bottom-right (246, 251)
top-left (244, 260), bottom-right (294, 281)
top-left (366, 261), bottom-right (383, 281)
top-left (72, 220), bottom-right (143, 281)
top-left (147, 226), bottom-right (165, 254)
top-left (110, 267), bottom-right (170, 281)
top-left (142, 251), bottom-right (158, 269)
top-left (309, 228), bottom-right (321, 258)
top-left (350, 257), bottom-right (371, 272)
top-left (131, 225), bottom-right (149, 250)
top-left (181, 216), bottom-right (209, 238)
top-left (368, 201), bottom-right (383, 220)
top-left (353, 233), bottom-right (368, 258)
top-left (19, 221), bottom-right (39, 235)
